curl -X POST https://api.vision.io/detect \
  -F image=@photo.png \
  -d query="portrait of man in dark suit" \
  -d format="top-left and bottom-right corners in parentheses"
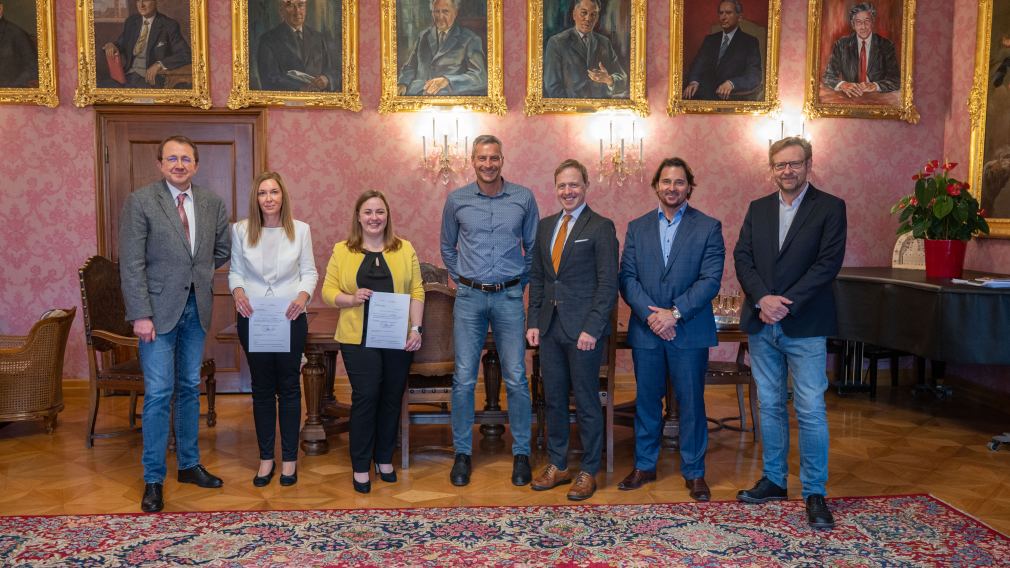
top-left (396, 0), bottom-right (487, 96)
top-left (0, 1), bottom-right (39, 88)
top-left (542, 0), bottom-right (628, 99)
top-left (821, 2), bottom-right (900, 98)
top-left (255, 0), bottom-right (341, 92)
top-left (683, 0), bottom-right (762, 101)
top-left (100, 0), bottom-right (192, 89)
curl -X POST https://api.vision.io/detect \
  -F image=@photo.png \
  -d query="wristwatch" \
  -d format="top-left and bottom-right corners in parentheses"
top-left (411, 325), bottom-right (423, 334)
top-left (670, 305), bottom-right (682, 322)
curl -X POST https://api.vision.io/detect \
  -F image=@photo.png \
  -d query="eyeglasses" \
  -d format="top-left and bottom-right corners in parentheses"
top-left (164, 156), bottom-right (194, 165)
top-left (772, 160), bottom-right (806, 172)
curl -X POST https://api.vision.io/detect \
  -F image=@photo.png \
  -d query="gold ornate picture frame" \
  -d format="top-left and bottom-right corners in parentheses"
top-left (969, 0), bottom-right (1010, 238)
top-left (804, 0), bottom-right (918, 123)
top-left (0, 0), bottom-right (57, 107)
top-left (379, 0), bottom-right (505, 115)
top-left (668, 0), bottom-right (780, 116)
top-left (228, 0), bottom-right (360, 110)
top-left (74, 0), bottom-right (210, 108)
top-left (525, 0), bottom-right (647, 115)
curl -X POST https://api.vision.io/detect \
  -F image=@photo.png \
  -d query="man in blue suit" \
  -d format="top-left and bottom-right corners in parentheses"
top-left (618, 157), bottom-right (725, 501)
top-left (543, 0), bottom-right (628, 99)
top-left (397, 0), bottom-right (487, 96)
top-left (683, 0), bottom-right (762, 101)
top-left (734, 137), bottom-right (847, 529)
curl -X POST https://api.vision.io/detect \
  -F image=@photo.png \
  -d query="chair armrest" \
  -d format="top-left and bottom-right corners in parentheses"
top-left (92, 330), bottom-right (140, 348)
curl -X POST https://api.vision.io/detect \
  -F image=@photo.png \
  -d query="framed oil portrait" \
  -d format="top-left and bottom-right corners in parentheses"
top-left (526, 0), bottom-right (647, 115)
top-left (0, 0), bottom-right (57, 107)
top-left (969, 0), bottom-right (1010, 238)
top-left (668, 0), bottom-right (780, 115)
top-left (74, 0), bottom-right (210, 108)
top-left (379, 0), bottom-right (505, 114)
top-left (228, 0), bottom-right (360, 110)
top-left (804, 0), bottom-right (918, 123)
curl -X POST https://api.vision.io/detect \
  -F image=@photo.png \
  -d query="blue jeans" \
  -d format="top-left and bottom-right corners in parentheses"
top-left (138, 291), bottom-right (207, 483)
top-left (748, 323), bottom-right (829, 498)
top-left (451, 284), bottom-right (531, 456)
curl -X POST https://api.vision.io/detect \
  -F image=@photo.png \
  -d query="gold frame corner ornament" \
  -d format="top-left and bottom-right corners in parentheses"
top-left (0, 0), bottom-right (58, 107)
top-left (968, 0), bottom-right (1010, 238)
top-left (73, 0), bottom-right (211, 109)
top-left (803, 0), bottom-right (918, 124)
top-left (524, 0), bottom-right (648, 116)
top-left (227, 0), bottom-right (361, 111)
top-left (379, 0), bottom-right (506, 115)
top-left (667, 0), bottom-right (782, 116)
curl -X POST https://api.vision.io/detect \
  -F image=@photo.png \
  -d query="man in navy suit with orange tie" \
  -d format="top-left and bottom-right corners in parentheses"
top-left (618, 157), bottom-right (725, 501)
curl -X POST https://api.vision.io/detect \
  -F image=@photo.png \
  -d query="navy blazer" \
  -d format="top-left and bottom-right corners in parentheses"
top-left (619, 206), bottom-right (725, 350)
top-left (821, 33), bottom-right (899, 92)
top-left (256, 23), bottom-right (340, 91)
top-left (528, 206), bottom-right (619, 341)
top-left (684, 28), bottom-right (762, 100)
top-left (733, 185), bottom-right (847, 338)
top-left (112, 12), bottom-right (191, 75)
top-left (397, 24), bottom-right (487, 96)
top-left (543, 27), bottom-right (628, 98)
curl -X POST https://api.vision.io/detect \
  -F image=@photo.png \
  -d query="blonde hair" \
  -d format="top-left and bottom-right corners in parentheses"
top-left (246, 171), bottom-right (295, 246)
top-left (346, 190), bottom-right (402, 253)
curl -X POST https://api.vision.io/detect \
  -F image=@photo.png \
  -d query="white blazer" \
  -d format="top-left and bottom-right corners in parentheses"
top-left (228, 219), bottom-right (319, 304)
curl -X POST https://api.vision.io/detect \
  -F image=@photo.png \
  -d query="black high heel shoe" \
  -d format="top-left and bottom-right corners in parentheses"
top-left (353, 473), bottom-right (371, 493)
top-left (279, 466), bottom-right (297, 487)
top-left (253, 463), bottom-right (275, 487)
top-left (375, 464), bottom-right (397, 483)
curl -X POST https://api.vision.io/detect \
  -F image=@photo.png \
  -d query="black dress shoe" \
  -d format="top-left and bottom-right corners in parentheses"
top-left (450, 453), bottom-right (471, 486)
top-left (279, 468), bottom-right (297, 487)
top-left (141, 483), bottom-right (163, 512)
top-left (353, 477), bottom-right (371, 494)
top-left (805, 494), bottom-right (836, 529)
top-left (737, 476), bottom-right (787, 504)
top-left (511, 454), bottom-right (531, 486)
top-left (253, 464), bottom-right (275, 487)
top-left (617, 468), bottom-right (657, 490)
top-left (178, 464), bottom-right (223, 488)
top-left (375, 464), bottom-right (397, 483)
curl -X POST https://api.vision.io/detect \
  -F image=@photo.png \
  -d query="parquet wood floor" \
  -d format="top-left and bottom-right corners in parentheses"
top-left (1, 380), bottom-right (1009, 536)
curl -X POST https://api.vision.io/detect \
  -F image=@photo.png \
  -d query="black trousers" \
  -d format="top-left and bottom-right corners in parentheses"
top-left (341, 343), bottom-right (413, 472)
top-left (238, 313), bottom-right (307, 462)
top-left (539, 319), bottom-right (606, 475)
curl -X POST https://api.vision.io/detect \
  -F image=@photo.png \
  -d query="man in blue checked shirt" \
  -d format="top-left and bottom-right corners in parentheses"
top-left (440, 134), bottom-right (539, 487)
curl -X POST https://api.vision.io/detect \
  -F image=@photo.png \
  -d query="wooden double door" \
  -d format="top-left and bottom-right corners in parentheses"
top-left (96, 108), bottom-right (267, 392)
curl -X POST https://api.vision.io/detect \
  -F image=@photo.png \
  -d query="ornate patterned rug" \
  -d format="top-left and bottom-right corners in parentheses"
top-left (1, 494), bottom-right (1007, 567)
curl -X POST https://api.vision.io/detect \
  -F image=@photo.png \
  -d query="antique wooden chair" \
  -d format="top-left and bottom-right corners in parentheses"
top-left (0, 307), bottom-right (76, 433)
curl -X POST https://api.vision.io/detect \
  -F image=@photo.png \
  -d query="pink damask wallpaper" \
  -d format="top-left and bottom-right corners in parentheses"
top-left (0, 0), bottom-right (1007, 386)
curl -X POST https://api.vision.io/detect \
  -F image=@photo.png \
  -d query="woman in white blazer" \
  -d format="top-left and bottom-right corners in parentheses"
top-left (229, 171), bottom-right (318, 487)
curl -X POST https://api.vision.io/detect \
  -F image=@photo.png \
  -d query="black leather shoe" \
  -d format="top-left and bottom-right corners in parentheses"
top-left (141, 483), bottom-right (163, 512)
top-left (737, 477), bottom-right (787, 503)
top-left (450, 453), bottom-right (471, 486)
top-left (512, 454), bottom-right (532, 486)
top-left (375, 464), bottom-right (397, 483)
top-left (353, 477), bottom-right (371, 494)
top-left (617, 468), bottom-right (657, 491)
top-left (178, 465), bottom-right (223, 488)
top-left (279, 468), bottom-right (297, 487)
top-left (253, 464), bottom-right (275, 487)
top-left (805, 494), bottom-right (835, 529)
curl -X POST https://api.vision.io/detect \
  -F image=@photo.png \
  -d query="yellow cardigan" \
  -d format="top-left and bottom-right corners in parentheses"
top-left (321, 239), bottom-right (425, 344)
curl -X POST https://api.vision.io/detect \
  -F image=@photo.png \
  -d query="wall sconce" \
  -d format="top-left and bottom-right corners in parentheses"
top-left (761, 110), bottom-right (809, 147)
top-left (419, 114), bottom-right (469, 186)
top-left (598, 118), bottom-right (644, 187)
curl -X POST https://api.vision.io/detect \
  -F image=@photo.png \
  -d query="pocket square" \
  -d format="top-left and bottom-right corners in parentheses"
top-left (574, 238), bottom-right (590, 243)
top-left (156, 41), bottom-right (167, 48)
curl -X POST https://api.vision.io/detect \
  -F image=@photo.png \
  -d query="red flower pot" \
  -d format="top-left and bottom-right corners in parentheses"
top-left (923, 239), bottom-right (967, 279)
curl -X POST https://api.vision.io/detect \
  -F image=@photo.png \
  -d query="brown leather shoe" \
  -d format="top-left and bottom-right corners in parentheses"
top-left (531, 463), bottom-right (572, 491)
top-left (685, 477), bottom-right (711, 502)
top-left (567, 471), bottom-right (597, 501)
top-left (617, 468), bottom-right (656, 490)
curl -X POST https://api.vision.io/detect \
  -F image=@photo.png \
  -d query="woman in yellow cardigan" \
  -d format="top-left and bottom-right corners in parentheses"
top-left (322, 190), bottom-right (424, 493)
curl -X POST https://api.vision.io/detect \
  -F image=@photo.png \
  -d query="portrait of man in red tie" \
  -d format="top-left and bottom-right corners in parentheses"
top-left (820, 1), bottom-right (900, 100)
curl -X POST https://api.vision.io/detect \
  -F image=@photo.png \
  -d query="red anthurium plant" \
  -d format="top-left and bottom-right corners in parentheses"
top-left (890, 160), bottom-right (990, 240)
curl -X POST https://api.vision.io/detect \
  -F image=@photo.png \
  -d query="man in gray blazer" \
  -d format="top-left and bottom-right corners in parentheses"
top-left (396, 0), bottom-right (487, 96)
top-left (527, 159), bottom-right (618, 501)
top-left (119, 135), bottom-right (231, 512)
top-left (543, 0), bottom-right (628, 99)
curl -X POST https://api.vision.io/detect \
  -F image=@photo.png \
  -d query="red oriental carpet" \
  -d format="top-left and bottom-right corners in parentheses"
top-left (1, 494), bottom-right (1007, 566)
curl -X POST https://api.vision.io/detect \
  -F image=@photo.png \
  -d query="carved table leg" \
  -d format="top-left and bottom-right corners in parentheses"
top-left (300, 348), bottom-right (329, 455)
top-left (480, 347), bottom-right (506, 439)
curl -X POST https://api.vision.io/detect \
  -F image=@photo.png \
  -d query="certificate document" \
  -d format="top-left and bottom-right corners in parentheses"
top-left (365, 292), bottom-right (410, 349)
top-left (249, 297), bottom-right (291, 352)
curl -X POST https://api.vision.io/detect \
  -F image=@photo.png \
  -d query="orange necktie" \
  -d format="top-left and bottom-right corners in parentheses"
top-left (551, 214), bottom-right (571, 273)
top-left (859, 40), bottom-right (867, 83)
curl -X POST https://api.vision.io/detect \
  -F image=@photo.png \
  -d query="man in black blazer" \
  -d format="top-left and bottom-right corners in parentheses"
top-left (821, 2), bottom-right (899, 97)
top-left (527, 159), bottom-right (619, 501)
top-left (102, 0), bottom-right (191, 88)
top-left (733, 137), bottom-right (847, 529)
top-left (257, 0), bottom-right (340, 92)
top-left (683, 0), bottom-right (762, 101)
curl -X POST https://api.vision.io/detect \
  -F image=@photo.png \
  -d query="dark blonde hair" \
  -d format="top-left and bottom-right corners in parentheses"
top-left (346, 190), bottom-right (402, 253)
top-left (768, 136), bottom-right (813, 167)
top-left (247, 171), bottom-right (295, 246)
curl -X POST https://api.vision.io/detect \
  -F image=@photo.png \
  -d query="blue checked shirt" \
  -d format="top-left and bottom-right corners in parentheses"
top-left (440, 179), bottom-right (540, 285)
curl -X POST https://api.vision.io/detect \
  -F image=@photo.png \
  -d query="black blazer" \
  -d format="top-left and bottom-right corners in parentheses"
top-left (684, 28), bottom-right (762, 100)
top-left (733, 185), bottom-right (847, 337)
top-left (821, 33), bottom-right (899, 92)
top-left (256, 23), bottom-right (340, 91)
top-left (528, 206), bottom-right (619, 341)
top-left (112, 12), bottom-right (191, 74)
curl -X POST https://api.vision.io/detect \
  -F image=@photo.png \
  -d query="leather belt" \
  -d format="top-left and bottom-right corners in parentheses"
top-left (458, 276), bottom-right (520, 292)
